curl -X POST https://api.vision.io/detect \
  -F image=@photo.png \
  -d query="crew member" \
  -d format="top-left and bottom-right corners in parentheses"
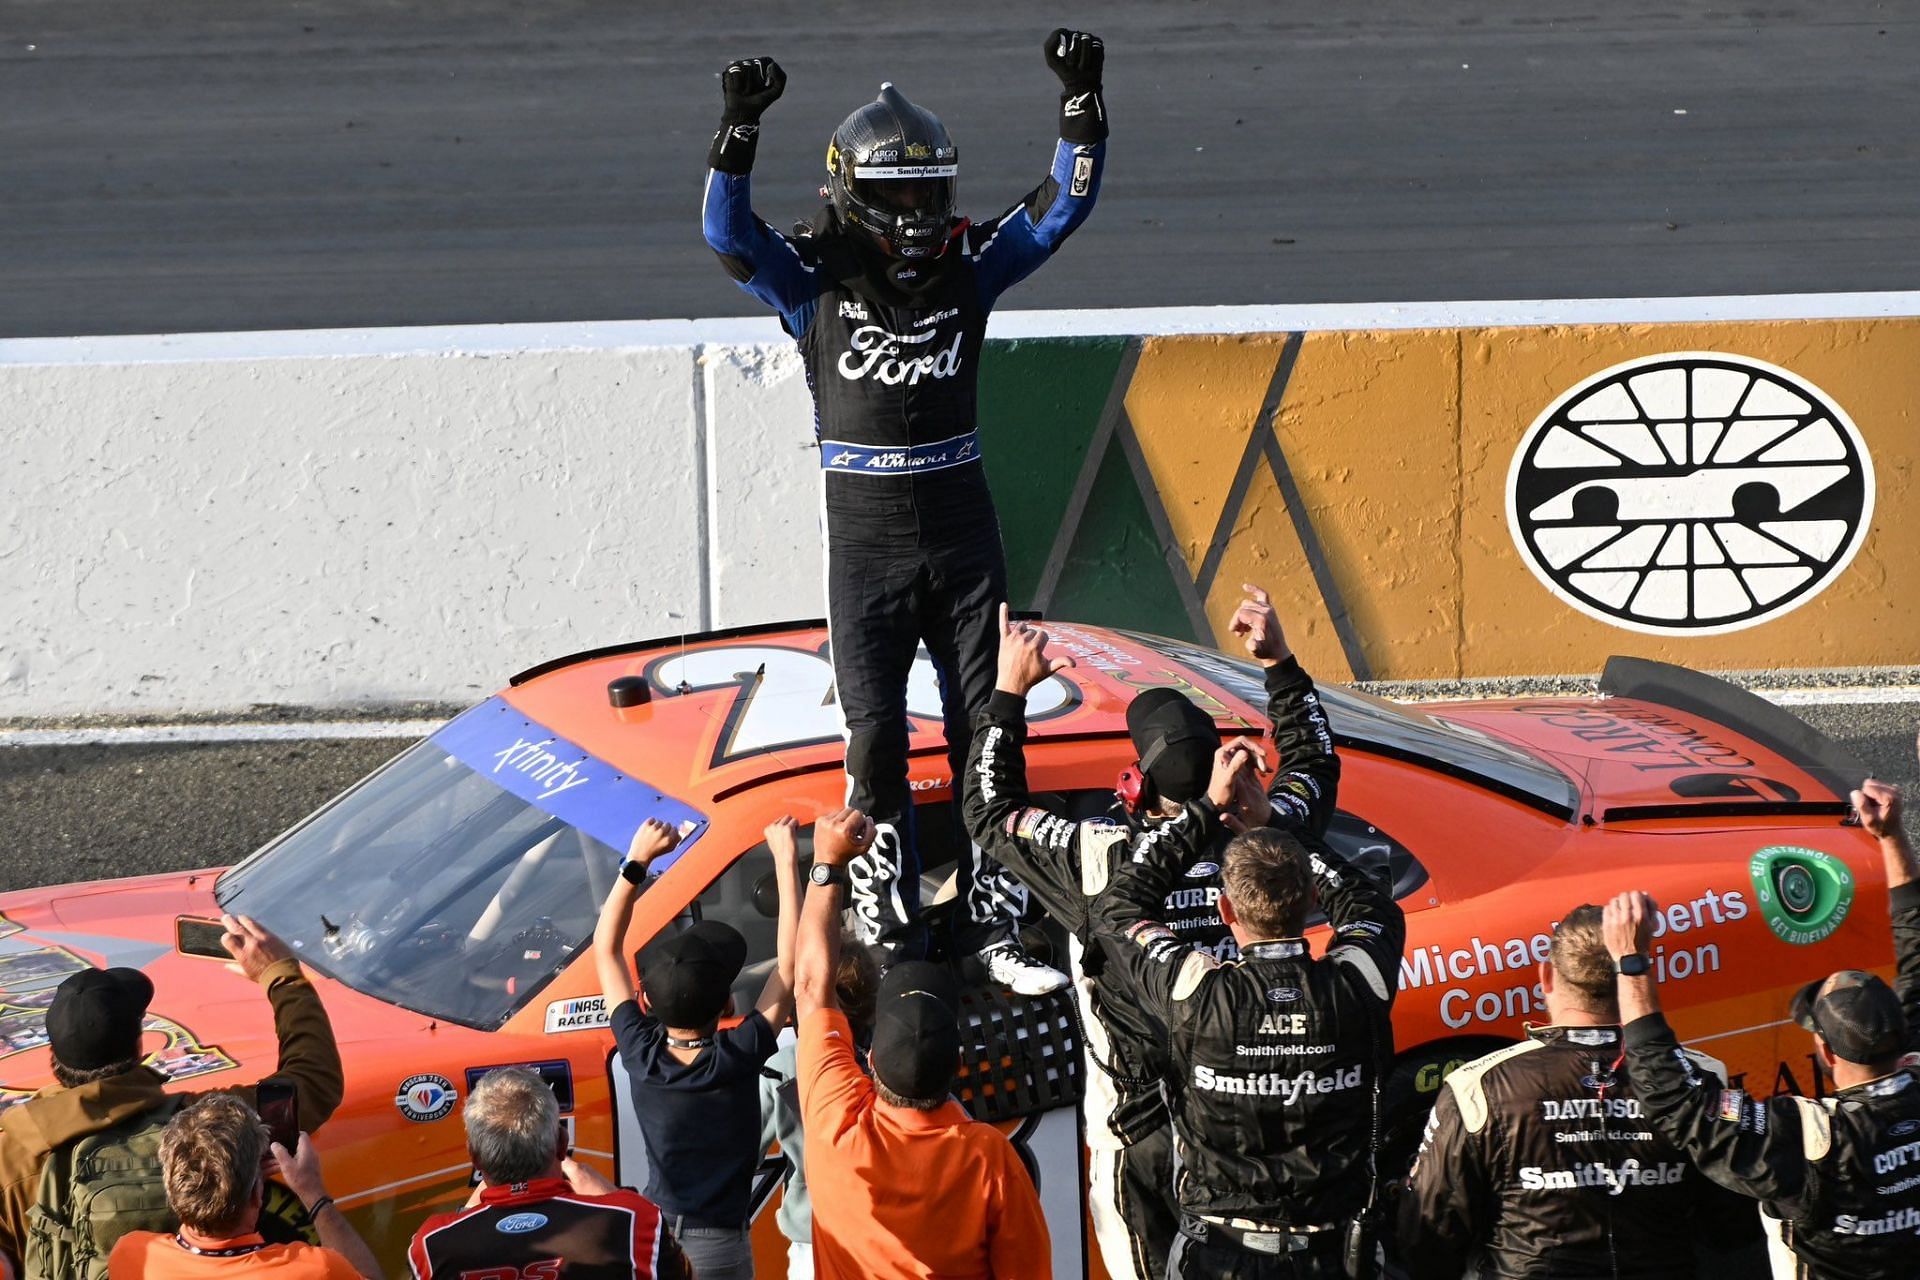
top-left (963, 590), bottom-right (1339, 1280)
top-left (1607, 777), bottom-right (1920, 1280)
top-left (701, 30), bottom-right (1108, 991)
top-left (408, 1068), bottom-right (689, 1280)
top-left (1092, 801), bottom-right (1405, 1277)
top-left (1398, 902), bottom-right (1761, 1277)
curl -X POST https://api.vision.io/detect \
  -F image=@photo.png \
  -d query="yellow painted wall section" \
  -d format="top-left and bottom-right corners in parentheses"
top-left (1457, 319), bottom-right (1920, 674)
top-left (1199, 456), bottom-right (1356, 679)
top-left (1123, 335), bottom-right (1281, 575)
top-left (1274, 329), bottom-right (1464, 679)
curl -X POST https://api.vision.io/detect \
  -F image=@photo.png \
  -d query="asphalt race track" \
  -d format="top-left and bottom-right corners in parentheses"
top-left (2, 698), bottom-right (1914, 894)
top-left (4, 5), bottom-right (1918, 886)
top-left (3, 1), bottom-right (1919, 337)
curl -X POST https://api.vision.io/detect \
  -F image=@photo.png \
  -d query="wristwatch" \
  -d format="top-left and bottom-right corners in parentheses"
top-left (619, 859), bottom-right (651, 886)
top-left (809, 862), bottom-right (850, 889)
top-left (1615, 953), bottom-right (1651, 977)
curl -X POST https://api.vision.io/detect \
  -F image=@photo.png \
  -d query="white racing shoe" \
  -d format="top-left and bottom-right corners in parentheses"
top-left (979, 942), bottom-right (1070, 996)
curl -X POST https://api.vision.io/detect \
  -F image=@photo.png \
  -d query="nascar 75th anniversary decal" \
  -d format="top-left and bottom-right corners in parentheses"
top-left (1508, 353), bottom-right (1873, 635)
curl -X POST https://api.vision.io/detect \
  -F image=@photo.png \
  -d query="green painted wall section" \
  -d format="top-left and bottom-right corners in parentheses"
top-left (1047, 441), bottom-right (1199, 641)
top-left (976, 336), bottom-right (1130, 609)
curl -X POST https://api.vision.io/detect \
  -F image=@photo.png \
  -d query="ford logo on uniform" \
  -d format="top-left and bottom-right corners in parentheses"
top-left (1265, 987), bottom-right (1302, 1004)
top-left (1891, 1119), bottom-right (1920, 1138)
top-left (496, 1213), bottom-right (549, 1234)
top-left (1187, 862), bottom-right (1219, 878)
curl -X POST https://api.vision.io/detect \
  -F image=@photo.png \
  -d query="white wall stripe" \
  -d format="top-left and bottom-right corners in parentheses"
top-left (6, 290), bottom-right (1920, 367)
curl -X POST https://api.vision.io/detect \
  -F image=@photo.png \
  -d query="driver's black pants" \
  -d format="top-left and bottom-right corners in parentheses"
top-left (825, 517), bottom-right (1026, 962)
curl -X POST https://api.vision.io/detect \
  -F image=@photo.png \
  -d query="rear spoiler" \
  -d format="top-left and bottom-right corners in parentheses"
top-left (1599, 656), bottom-right (1871, 805)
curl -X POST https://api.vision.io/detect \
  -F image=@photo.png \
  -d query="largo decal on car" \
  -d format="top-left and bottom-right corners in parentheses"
top-left (1507, 353), bottom-right (1874, 635)
top-left (1749, 845), bottom-right (1856, 946)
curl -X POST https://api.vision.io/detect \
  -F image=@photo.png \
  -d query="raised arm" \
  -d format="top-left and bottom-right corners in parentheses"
top-left (1857, 775), bottom-right (1920, 1048)
top-left (795, 808), bottom-right (874, 1021)
top-left (593, 820), bottom-right (683, 1009)
top-left (1090, 803), bottom-right (1219, 1021)
top-left (754, 816), bottom-right (802, 1028)
top-left (963, 607), bottom-right (1127, 933)
top-left (970, 31), bottom-right (1107, 302)
top-left (703, 57), bottom-right (817, 331)
top-left (222, 916), bottom-right (345, 1134)
top-left (1227, 584), bottom-right (1341, 836)
top-left (1609, 892), bottom-right (1812, 1207)
top-left (1313, 840), bottom-right (1405, 1008)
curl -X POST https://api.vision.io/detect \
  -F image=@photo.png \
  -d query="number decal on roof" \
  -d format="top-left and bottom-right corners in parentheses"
top-left (646, 643), bottom-right (1077, 768)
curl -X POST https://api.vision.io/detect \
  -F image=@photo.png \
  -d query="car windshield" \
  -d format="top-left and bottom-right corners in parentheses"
top-left (215, 697), bottom-right (707, 1030)
top-left (1119, 631), bottom-right (1580, 817)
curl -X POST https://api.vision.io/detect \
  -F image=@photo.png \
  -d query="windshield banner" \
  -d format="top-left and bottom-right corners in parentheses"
top-left (432, 697), bottom-right (707, 869)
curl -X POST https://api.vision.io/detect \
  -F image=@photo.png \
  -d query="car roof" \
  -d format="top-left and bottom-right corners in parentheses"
top-left (498, 619), bottom-right (1586, 818)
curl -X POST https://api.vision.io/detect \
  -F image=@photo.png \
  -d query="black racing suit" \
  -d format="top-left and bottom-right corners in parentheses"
top-left (1398, 1024), bottom-right (1762, 1278)
top-left (1621, 880), bottom-right (1920, 1280)
top-left (963, 658), bottom-right (1341, 1280)
top-left (1092, 821), bottom-right (1406, 1279)
top-left (703, 130), bottom-right (1104, 961)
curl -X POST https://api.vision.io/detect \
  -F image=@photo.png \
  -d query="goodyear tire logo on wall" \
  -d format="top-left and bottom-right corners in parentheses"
top-left (1749, 845), bottom-right (1855, 946)
top-left (1507, 353), bottom-right (1874, 635)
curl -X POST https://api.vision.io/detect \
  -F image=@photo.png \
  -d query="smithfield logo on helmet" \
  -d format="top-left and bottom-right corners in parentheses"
top-left (828, 82), bottom-right (958, 261)
top-left (1507, 353), bottom-right (1873, 635)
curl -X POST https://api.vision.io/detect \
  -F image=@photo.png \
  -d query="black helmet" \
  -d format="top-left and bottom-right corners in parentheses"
top-left (826, 83), bottom-right (957, 259)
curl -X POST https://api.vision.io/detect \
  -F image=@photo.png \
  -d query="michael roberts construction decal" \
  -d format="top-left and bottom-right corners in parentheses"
top-left (1507, 353), bottom-right (1874, 635)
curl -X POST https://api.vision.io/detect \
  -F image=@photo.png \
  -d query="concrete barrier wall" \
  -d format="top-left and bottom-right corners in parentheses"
top-left (4, 295), bottom-right (1916, 716)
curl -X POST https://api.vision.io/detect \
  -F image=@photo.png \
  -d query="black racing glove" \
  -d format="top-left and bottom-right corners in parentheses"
top-left (1044, 29), bottom-right (1107, 144)
top-left (709, 56), bottom-right (786, 175)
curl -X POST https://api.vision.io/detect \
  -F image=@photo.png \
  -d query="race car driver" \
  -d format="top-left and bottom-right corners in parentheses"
top-left (962, 589), bottom-right (1340, 1280)
top-left (1091, 799), bottom-right (1405, 1279)
top-left (1397, 901), bottom-right (1762, 1278)
top-left (701, 30), bottom-right (1107, 991)
top-left (1607, 776), bottom-right (1920, 1280)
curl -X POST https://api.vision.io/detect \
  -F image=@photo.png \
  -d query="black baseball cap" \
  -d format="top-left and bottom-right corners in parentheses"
top-left (638, 921), bottom-right (747, 1028)
top-left (1126, 688), bottom-right (1220, 804)
top-left (48, 968), bottom-right (154, 1071)
top-left (1790, 969), bottom-right (1906, 1064)
top-left (870, 961), bottom-right (961, 1102)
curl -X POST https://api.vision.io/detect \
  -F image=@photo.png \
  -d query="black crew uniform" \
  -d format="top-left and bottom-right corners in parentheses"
top-left (1621, 880), bottom-right (1920, 1280)
top-left (962, 657), bottom-right (1341, 1280)
top-left (1398, 1023), bottom-right (1762, 1278)
top-left (703, 91), bottom-right (1105, 961)
top-left (1092, 824), bottom-right (1406, 1278)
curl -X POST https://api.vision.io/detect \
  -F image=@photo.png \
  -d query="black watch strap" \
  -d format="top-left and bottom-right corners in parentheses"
top-left (810, 862), bottom-right (849, 889)
top-left (1616, 953), bottom-right (1651, 977)
top-left (620, 860), bottom-right (651, 886)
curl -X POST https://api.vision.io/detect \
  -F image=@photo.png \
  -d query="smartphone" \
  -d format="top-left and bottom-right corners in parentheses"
top-left (175, 916), bottom-right (230, 960)
top-left (257, 1078), bottom-right (298, 1152)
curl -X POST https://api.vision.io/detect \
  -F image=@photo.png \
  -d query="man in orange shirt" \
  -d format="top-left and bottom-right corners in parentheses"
top-left (795, 807), bottom-right (1051, 1280)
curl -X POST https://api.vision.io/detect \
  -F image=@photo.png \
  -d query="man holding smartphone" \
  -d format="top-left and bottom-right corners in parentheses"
top-left (0, 915), bottom-right (343, 1277)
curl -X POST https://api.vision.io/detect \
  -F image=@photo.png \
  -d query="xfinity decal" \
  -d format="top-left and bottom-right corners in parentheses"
top-left (432, 698), bottom-right (707, 872)
top-left (1507, 353), bottom-right (1873, 635)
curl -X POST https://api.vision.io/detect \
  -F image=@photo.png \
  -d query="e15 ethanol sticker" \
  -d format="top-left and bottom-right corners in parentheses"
top-left (1507, 353), bottom-right (1873, 635)
top-left (1749, 845), bottom-right (1855, 945)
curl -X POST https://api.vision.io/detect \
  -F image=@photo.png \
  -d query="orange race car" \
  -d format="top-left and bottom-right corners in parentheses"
top-left (0, 620), bottom-right (1893, 1276)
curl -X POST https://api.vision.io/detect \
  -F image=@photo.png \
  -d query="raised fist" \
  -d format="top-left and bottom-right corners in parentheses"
top-left (1044, 30), bottom-right (1104, 91)
top-left (721, 57), bottom-right (786, 123)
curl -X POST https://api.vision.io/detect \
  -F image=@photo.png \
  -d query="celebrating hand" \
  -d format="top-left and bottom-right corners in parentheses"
top-left (720, 57), bottom-right (786, 122)
top-left (627, 818), bottom-right (684, 869)
top-left (1601, 891), bottom-right (1658, 962)
top-left (1044, 29), bottom-right (1104, 91)
top-left (813, 807), bottom-right (876, 868)
top-left (1853, 778), bottom-right (1903, 841)
top-left (995, 603), bottom-right (1077, 697)
top-left (764, 815), bottom-right (801, 870)
top-left (1229, 585), bottom-right (1291, 668)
